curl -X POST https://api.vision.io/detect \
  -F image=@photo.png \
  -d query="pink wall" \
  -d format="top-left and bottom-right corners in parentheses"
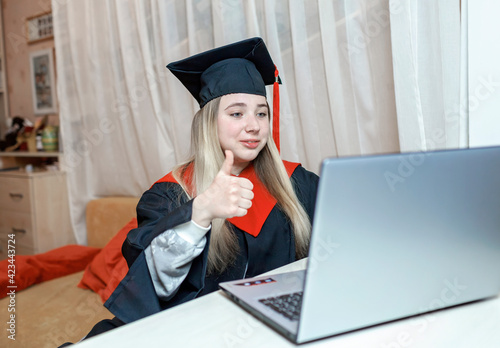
top-left (3, 0), bottom-right (57, 124)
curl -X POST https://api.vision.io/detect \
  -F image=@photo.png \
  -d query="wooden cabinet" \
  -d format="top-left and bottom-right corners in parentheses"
top-left (0, 170), bottom-right (75, 258)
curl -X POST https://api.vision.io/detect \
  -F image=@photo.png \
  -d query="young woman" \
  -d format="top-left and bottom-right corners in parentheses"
top-left (73, 37), bottom-right (319, 342)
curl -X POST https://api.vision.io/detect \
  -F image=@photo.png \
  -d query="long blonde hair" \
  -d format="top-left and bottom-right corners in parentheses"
top-left (173, 97), bottom-right (311, 274)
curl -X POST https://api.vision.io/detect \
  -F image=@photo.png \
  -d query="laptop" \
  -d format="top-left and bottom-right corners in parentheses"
top-left (219, 146), bottom-right (500, 344)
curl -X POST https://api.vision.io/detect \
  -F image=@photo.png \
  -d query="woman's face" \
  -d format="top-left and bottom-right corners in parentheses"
top-left (217, 93), bottom-right (270, 175)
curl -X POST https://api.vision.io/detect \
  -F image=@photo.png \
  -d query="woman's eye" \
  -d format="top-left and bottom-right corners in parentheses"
top-left (230, 112), bottom-right (243, 118)
top-left (257, 112), bottom-right (268, 118)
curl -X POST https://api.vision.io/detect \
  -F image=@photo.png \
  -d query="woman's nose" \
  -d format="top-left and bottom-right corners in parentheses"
top-left (245, 115), bottom-right (260, 132)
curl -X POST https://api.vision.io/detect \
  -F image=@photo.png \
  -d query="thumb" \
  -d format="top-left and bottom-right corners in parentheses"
top-left (220, 150), bottom-right (234, 176)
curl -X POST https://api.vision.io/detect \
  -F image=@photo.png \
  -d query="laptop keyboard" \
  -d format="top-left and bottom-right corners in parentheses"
top-left (258, 291), bottom-right (303, 321)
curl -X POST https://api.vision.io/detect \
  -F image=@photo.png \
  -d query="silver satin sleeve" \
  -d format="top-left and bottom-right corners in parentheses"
top-left (145, 220), bottom-right (209, 300)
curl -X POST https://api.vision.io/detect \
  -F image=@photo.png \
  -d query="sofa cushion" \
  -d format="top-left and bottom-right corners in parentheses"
top-left (78, 218), bottom-right (137, 302)
top-left (86, 197), bottom-right (140, 248)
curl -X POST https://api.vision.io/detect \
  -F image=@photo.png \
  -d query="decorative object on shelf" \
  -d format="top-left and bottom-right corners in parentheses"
top-left (20, 126), bottom-right (37, 152)
top-left (26, 11), bottom-right (53, 44)
top-left (0, 116), bottom-right (26, 151)
top-left (34, 115), bottom-right (49, 151)
top-left (41, 125), bottom-right (59, 152)
top-left (29, 48), bottom-right (57, 115)
top-left (1, 116), bottom-right (48, 152)
top-left (36, 133), bottom-right (43, 151)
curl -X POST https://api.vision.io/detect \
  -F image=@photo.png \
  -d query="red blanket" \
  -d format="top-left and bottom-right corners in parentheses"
top-left (1, 218), bottom-right (137, 303)
top-left (0, 244), bottom-right (101, 298)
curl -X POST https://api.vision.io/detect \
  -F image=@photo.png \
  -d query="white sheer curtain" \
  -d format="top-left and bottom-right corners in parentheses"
top-left (53, 0), bottom-right (463, 244)
top-left (389, 0), bottom-right (465, 152)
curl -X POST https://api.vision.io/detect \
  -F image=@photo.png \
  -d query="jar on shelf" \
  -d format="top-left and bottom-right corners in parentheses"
top-left (41, 126), bottom-right (59, 152)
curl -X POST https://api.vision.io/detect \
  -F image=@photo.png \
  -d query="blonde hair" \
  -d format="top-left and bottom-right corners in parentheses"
top-left (173, 97), bottom-right (311, 274)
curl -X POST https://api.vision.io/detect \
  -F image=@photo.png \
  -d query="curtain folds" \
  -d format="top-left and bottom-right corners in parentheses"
top-left (389, 0), bottom-right (464, 152)
top-left (53, 0), bottom-right (464, 244)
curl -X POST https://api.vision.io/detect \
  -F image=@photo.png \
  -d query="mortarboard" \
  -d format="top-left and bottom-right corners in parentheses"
top-left (167, 37), bottom-right (282, 152)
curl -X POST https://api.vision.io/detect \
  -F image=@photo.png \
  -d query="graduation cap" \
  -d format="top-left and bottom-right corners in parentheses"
top-left (167, 37), bottom-right (282, 152)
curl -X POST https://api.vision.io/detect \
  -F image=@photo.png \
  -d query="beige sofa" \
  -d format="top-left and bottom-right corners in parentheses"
top-left (0, 196), bottom-right (139, 347)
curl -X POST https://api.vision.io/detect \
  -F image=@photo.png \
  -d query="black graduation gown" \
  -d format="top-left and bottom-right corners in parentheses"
top-left (104, 163), bottom-right (319, 324)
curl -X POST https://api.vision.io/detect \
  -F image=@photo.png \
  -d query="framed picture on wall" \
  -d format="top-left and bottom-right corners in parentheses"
top-left (26, 12), bottom-right (54, 44)
top-left (29, 48), bottom-right (58, 114)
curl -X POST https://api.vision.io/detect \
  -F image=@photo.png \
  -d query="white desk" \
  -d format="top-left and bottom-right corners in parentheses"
top-left (75, 259), bottom-right (500, 347)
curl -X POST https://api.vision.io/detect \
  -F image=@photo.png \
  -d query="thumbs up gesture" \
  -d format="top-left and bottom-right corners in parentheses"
top-left (192, 150), bottom-right (254, 228)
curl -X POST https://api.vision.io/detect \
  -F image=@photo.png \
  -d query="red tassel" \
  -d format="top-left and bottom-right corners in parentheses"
top-left (273, 65), bottom-right (280, 153)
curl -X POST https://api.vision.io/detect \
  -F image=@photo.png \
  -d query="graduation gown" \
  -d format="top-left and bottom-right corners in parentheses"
top-left (104, 161), bottom-right (319, 324)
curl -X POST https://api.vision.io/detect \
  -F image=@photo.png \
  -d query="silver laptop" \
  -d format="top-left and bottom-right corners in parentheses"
top-left (219, 146), bottom-right (500, 344)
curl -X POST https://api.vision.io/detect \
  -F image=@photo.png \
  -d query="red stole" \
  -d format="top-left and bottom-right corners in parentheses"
top-left (155, 161), bottom-right (299, 237)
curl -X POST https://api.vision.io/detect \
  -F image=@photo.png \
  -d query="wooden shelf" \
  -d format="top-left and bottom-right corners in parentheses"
top-left (0, 151), bottom-right (61, 157)
top-left (0, 151), bottom-right (62, 171)
top-left (0, 168), bottom-right (60, 178)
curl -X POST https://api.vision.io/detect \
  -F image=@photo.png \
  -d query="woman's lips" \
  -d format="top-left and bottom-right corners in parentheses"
top-left (241, 140), bottom-right (260, 149)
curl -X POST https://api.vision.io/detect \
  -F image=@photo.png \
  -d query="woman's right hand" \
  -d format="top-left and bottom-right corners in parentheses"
top-left (192, 150), bottom-right (254, 228)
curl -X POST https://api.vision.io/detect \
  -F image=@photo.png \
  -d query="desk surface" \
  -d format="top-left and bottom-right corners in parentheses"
top-left (76, 259), bottom-right (500, 347)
